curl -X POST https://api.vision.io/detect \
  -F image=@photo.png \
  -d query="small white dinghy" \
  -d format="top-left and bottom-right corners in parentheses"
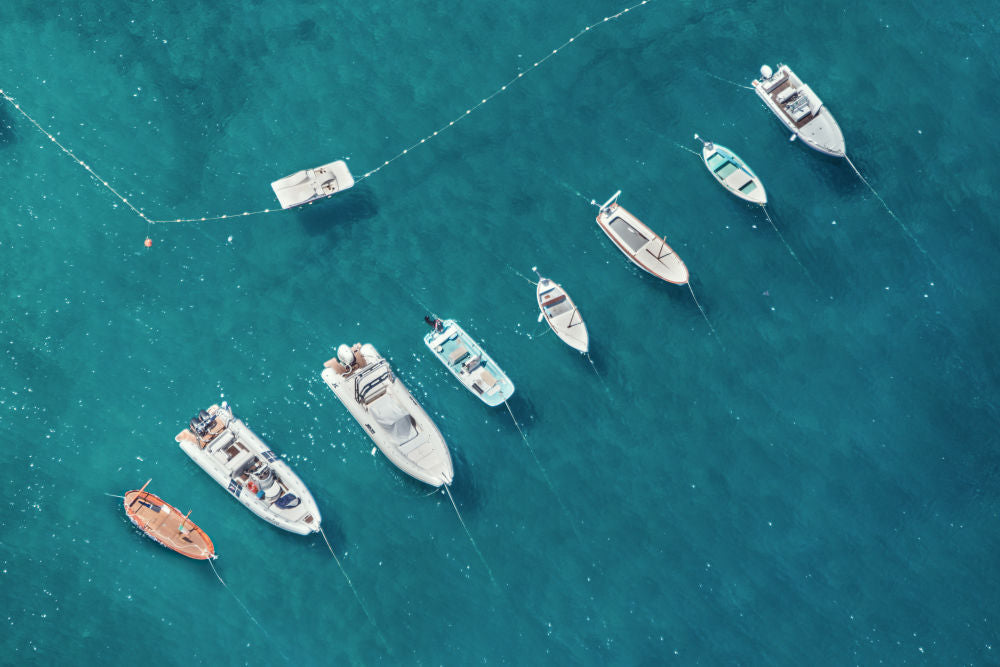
top-left (694, 135), bottom-right (767, 205)
top-left (270, 159), bottom-right (355, 209)
top-left (534, 268), bottom-right (589, 353)
top-left (596, 191), bottom-right (689, 285)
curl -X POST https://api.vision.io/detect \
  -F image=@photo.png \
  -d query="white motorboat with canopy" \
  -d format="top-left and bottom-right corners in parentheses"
top-left (175, 402), bottom-right (321, 535)
top-left (752, 64), bottom-right (845, 157)
top-left (595, 191), bottom-right (689, 285)
top-left (270, 159), bottom-right (355, 209)
top-left (534, 268), bottom-right (589, 353)
top-left (322, 343), bottom-right (454, 487)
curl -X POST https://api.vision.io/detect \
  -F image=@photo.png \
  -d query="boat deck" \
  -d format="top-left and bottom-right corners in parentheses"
top-left (124, 490), bottom-right (214, 559)
top-left (768, 80), bottom-right (815, 129)
top-left (427, 324), bottom-right (513, 403)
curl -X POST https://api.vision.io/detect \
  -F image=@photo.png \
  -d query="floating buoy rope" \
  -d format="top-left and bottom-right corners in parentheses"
top-left (0, 1), bottom-right (656, 239)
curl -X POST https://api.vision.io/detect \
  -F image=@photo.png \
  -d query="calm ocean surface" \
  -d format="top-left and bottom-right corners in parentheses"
top-left (1, 0), bottom-right (998, 664)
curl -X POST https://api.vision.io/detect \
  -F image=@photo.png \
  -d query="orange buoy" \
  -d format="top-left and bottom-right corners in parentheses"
top-left (144, 238), bottom-right (153, 248)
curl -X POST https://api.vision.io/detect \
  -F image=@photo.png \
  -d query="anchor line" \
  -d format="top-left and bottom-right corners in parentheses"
top-left (503, 400), bottom-right (585, 545)
top-left (844, 154), bottom-right (930, 260)
top-left (318, 526), bottom-right (389, 652)
top-left (760, 205), bottom-right (817, 287)
top-left (672, 141), bottom-right (702, 157)
top-left (1, 1), bottom-right (656, 230)
top-left (443, 484), bottom-right (498, 588)
top-left (103, 493), bottom-right (126, 499)
top-left (700, 70), bottom-right (755, 90)
top-left (207, 558), bottom-right (291, 663)
top-left (506, 264), bottom-right (538, 286)
top-left (687, 282), bottom-right (725, 352)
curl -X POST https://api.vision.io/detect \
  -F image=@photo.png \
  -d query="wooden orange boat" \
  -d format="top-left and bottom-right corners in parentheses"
top-left (124, 480), bottom-right (216, 560)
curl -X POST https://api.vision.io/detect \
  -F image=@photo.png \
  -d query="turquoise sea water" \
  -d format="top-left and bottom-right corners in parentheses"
top-left (2, 0), bottom-right (999, 663)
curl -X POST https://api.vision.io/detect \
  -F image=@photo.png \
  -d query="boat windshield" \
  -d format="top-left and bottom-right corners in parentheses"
top-left (355, 361), bottom-right (392, 405)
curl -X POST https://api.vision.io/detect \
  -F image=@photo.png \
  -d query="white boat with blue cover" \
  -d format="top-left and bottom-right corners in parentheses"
top-left (423, 318), bottom-right (514, 407)
top-left (751, 64), bottom-right (846, 158)
top-left (175, 402), bottom-right (322, 535)
top-left (694, 135), bottom-right (767, 205)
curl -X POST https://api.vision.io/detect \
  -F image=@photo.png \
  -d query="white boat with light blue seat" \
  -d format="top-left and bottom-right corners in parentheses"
top-left (423, 319), bottom-right (514, 407)
top-left (694, 135), bottom-right (767, 205)
top-left (751, 64), bottom-right (845, 158)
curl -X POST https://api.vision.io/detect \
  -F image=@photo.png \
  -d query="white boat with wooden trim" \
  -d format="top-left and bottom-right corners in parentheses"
top-left (175, 403), bottom-right (322, 535)
top-left (533, 268), bottom-right (589, 353)
top-left (595, 191), bottom-right (689, 285)
top-left (694, 135), bottom-right (767, 205)
top-left (751, 64), bottom-right (845, 157)
top-left (270, 159), bottom-right (355, 209)
top-left (322, 343), bottom-right (454, 487)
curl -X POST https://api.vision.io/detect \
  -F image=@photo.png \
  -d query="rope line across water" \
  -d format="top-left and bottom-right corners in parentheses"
top-left (0, 1), bottom-right (654, 230)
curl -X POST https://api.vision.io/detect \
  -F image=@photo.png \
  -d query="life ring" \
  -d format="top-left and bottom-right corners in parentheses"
top-left (247, 480), bottom-right (259, 494)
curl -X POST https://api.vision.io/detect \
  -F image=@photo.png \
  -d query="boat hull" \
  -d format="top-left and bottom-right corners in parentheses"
top-left (752, 64), bottom-right (846, 158)
top-left (123, 489), bottom-right (215, 560)
top-left (322, 345), bottom-right (454, 487)
top-left (700, 143), bottom-right (767, 205)
top-left (175, 404), bottom-right (322, 536)
top-left (424, 320), bottom-right (515, 407)
top-left (536, 277), bottom-right (589, 353)
top-left (596, 203), bottom-right (689, 285)
top-left (271, 159), bottom-right (355, 209)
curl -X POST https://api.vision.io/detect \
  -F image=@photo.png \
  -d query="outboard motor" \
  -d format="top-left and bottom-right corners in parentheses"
top-left (189, 410), bottom-right (216, 437)
top-left (337, 344), bottom-right (355, 367)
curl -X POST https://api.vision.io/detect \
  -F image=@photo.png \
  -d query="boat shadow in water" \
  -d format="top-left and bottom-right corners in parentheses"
top-left (293, 184), bottom-right (379, 236)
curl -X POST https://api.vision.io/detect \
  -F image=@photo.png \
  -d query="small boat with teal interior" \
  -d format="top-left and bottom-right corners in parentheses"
top-left (423, 318), bottom-right (514, 407)
top-left (694, 135), bottom-right (767, 205)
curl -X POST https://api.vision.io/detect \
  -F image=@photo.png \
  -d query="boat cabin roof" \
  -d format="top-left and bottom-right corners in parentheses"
top-left (609, 216), bottom-right (648, 253)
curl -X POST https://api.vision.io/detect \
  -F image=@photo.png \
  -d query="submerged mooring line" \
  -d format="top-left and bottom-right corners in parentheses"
top-left (208, 558), bottom-right (291, 663)
top-left (318, 526), bottom-right (390, 652)
top-left (760, 206), bottom-right (817, 287)
top-left (844, 154), bottom-right (929, 257)
top-left (443, 484), bottom-right (498, 588)
top-left (687, 282), bottom-right (725, 352)
top-left (504, 400), bottom-right (585, 545)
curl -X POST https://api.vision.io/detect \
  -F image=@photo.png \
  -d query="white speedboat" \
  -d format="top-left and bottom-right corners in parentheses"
top-left (175, 402), bottom-right (322, 535)
top-left (533, 268), bottom-right (589, 353)
top-left (270, 159), bottom-right (355, 209)
top-left (694, 135), bottom-right (767, 205)
top-left (595, 191), bottom-right (689, 285)
top-left (322, 343), bottom-right (454, 487)
top-left (423, 317), bottom-right (515, 407)
top-left (752, 64), bottom-right (845, 157)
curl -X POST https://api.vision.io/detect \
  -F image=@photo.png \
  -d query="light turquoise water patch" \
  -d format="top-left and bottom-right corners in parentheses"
top-left (1, 0), bottom-right (999, 664)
